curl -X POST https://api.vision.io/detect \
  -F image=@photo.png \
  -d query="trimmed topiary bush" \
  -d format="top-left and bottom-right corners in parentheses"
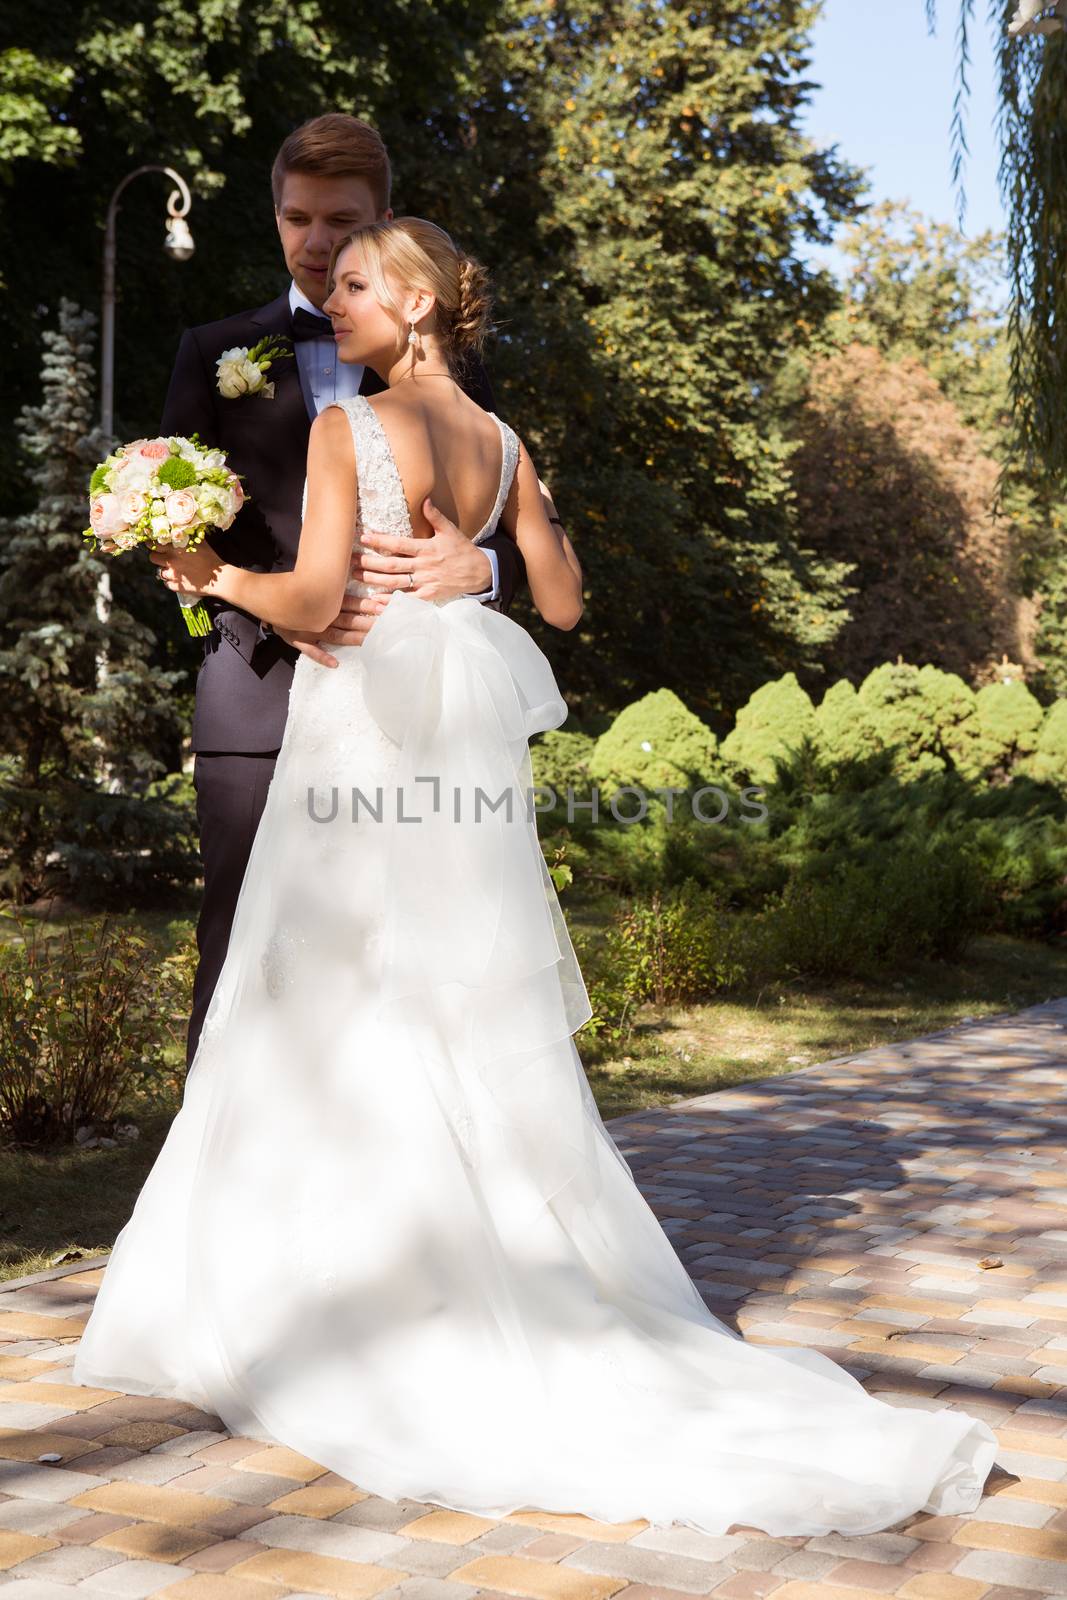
top-left (530, 729), bottom-right (596, 800)
top-left (967, 678), bottom-right (1045, 782)
top-left (856, 662), bottom-right (981, 778)
top-left (588, 689), bottom-right (719, 799)
top-left (719, 672), bottom-right (816, 784)
top-left (812, 679), bottom-right (882, 775)
top-left (1021, 700), bottom-right (1067, 791)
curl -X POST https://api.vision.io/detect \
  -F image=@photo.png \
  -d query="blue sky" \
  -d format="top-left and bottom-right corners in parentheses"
top-left (801, 0), bottom-right (1008, 274)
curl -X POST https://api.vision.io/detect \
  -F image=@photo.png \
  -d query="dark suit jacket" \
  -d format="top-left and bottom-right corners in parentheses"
top-left (160, 291), bottom-right (526, 752)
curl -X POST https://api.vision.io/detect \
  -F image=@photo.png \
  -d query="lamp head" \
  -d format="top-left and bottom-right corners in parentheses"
top-left (164, 215), bottom-right (195, 262)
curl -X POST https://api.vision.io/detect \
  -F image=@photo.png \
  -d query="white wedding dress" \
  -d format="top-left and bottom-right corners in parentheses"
top-left (72, 395), bottom-right (997, 1537)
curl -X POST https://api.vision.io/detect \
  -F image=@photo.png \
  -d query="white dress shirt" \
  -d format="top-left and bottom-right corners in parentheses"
top-left (287, 280), bottom-right (499, 604)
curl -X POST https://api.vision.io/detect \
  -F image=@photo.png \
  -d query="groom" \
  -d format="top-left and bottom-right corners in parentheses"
top-left (161, 113), bottom-right (556, 1068)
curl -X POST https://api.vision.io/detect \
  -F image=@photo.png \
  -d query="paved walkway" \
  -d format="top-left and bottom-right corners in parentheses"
top-left (2, 999), bottom-right (1067, 1600)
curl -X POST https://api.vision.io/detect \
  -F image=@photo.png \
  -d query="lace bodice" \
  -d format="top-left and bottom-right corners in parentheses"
top-left (304, 395), bottom-right (519, 600)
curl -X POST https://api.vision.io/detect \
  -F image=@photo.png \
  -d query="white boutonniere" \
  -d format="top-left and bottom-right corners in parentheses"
top-left (215, 335), bottom-right (293, 401)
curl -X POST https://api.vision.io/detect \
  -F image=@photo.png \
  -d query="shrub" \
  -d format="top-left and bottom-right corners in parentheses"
top-left (530, 729), bottom-right (596, 802)
top-left (720, 672), bottom-right (816, 784)
top-left (603, 882), bottom-right (744, 1009)
top-left (747, 835), bottom-right (991, 981)
top-left (813, 679), bottom-right (883, 776)
top-left (0, 910), bottom-right (192, 1146)
top-left (588, 689), bottom-right (719, 799)
top-left (855, 661), bottom-right (983, 778)
top-left (969, 678), bottom-right (1045, 781)
top-left (1021, 700), bottom-right (1067, 790)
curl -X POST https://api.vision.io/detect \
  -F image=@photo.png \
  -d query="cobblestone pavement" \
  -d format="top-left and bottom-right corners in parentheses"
top-left (3, 998), bottom-right (1067, 1600)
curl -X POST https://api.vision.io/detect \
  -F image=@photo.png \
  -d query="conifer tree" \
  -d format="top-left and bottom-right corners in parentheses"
top-left (0, 300), bottom-right (189, 902)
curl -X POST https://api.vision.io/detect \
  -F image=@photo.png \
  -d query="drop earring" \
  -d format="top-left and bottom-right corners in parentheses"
top-left (407, 319), bottom-right (423, 357)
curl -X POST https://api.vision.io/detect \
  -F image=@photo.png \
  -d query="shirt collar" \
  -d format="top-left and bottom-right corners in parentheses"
top-left (288, 279), bottom-right (328, 320)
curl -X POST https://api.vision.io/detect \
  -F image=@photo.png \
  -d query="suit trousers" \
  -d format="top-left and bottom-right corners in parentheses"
top-left (187, 750), bottom-right (280, 1070)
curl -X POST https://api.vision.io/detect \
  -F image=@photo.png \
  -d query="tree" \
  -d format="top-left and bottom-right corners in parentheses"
top-left (415, 0), bottom-right (865, 720)
top-left (0, 300), bottom-right (189, 901)
top-left (826, 201), bottom-right (1009, 438)
top-left (788, 343), bottom-right (1035, 685)
top-left (813, 199), bottom-right (1067, 699)
top-left (929, 3), bottom-right (1067, 480)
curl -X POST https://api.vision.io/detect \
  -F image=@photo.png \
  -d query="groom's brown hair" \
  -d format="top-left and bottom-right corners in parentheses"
top-left (271, 114), bottom-right (392, 213)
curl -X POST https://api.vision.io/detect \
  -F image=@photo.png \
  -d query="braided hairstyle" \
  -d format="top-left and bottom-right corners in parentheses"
top-left (327, 216), bottom-right (493, 372)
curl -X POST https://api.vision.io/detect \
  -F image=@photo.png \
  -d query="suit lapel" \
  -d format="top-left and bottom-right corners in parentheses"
top-left (250, 293), bottom-right (313, 427)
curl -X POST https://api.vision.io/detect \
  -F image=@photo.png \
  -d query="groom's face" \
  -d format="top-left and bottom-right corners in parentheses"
top-left (276, 172), bottom-right (391, 309)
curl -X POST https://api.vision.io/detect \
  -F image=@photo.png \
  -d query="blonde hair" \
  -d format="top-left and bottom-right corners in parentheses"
top-left (327, 216), bottom-right (493, 370)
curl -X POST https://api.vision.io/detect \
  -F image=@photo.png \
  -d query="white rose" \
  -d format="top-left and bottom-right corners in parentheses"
top-left (111, 453), bottom-right (157, 492)
top-left (150, 514), bottom-right (171, 539)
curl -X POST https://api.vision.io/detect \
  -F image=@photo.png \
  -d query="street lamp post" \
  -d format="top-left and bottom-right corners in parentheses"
top-left (94, 166), bottom-right (194, 788)
top-left (100, 165), bottom-right (194, 437)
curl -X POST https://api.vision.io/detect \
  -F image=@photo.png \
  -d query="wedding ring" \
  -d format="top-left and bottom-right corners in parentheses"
top-left (407, 571), bottom-right (414, 589)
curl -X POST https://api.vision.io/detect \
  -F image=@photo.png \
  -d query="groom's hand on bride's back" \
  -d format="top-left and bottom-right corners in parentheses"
top-left (358, 500), bottom-right (497, 601)
top-left (271, 494), bottom-right (527, 663)
top-left (270, 588), bottom-right (387, 668)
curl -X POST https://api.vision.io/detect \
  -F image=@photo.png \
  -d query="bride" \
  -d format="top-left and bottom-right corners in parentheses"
top-left (72, 216), bottom-right (997, 1537)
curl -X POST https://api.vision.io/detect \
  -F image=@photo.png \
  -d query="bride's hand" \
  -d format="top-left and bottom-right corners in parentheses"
top-left (149, 541), bottom-right (225, 596)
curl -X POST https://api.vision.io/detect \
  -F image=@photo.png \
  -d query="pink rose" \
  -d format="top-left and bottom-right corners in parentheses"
top-left (89, 493), bottom-right (129, 537)
top-left (118, 489), bottom-right (148, 523)
top-left (229, 474), bottom-right (245, 509)
top-left (139, 438), bottom-right (171, 460)
top-left (164, 489), bottom-right (198, 527)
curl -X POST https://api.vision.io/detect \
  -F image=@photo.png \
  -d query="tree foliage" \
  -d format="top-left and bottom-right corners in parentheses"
top-left (0, 301), bottom-right (189, 901)
top-left (929, 3), bottom-right (1067, 482)
top-left (790, 345), bottom-right (1033, 687)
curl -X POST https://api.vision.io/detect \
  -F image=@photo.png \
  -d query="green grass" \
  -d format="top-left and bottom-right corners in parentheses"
top-left (582, 931), bottom-right (1067, 1120)
top-left (1, 897), bottom-right (1065, 1283)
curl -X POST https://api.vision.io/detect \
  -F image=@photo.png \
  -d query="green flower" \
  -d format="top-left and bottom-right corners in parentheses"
top-left (89, 463), bottom-right (110, 493)
top-left (157, 456), bottom-right (198, 491)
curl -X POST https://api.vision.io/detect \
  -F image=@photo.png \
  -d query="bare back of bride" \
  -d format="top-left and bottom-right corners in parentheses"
top-left (71, 217), bottom-right (998, 1538)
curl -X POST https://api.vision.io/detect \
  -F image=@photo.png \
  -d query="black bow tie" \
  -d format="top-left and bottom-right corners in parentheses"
top-left (291, 306), bottom-right (333, 342)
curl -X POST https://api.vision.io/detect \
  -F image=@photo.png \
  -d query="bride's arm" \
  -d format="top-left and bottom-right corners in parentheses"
top-left (502, 441), bottom-right (583, 630)
top-left (158, 409), bottom-right (358, 633)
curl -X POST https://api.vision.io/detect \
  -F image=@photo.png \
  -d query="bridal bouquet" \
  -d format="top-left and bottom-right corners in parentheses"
top-left (84, 435), bottom-right (246, 637)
